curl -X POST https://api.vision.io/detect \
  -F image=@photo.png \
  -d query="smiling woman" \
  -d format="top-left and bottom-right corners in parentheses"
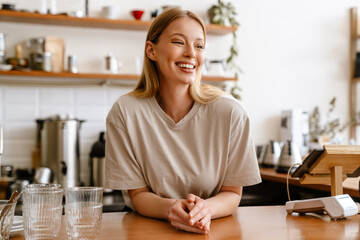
top-left (105, 7), bottom-right (261, 235)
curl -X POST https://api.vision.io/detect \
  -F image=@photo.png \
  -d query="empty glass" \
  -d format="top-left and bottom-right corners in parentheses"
top-left (0, 200), bottom-right (17, 240)
top-left (65, 187), bottom-right (103, 240)
top-left (22, 184), bottom-right (63, 240)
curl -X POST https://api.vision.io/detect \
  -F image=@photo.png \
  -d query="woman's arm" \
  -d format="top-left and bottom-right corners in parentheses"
top-left (204, 185), bottom-right (242, 219)
top-left (128, 187), bottom-right (175, 219)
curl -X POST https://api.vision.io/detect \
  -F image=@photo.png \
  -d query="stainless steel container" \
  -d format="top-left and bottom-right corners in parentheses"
top-left (276, 140), bottom-right (302, 173)
top-left (36, 116), bottom-right (85, 189)
top-left (67, 54), bottom-right (78, 73)
top-left (90, 132), bottom-right (105, 187)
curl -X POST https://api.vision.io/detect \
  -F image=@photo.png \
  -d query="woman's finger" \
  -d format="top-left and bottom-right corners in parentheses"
top-left (171, 221), bottom-right (209, 234)
top-left (187, 193), bottom-right (196, 203)
top-left (189, 206), bottom-right (210, 226)
top-left (189, 196), bottom-right (205, 219)
top-left (198, 213), bottom-right (212, 229)
top-left (169, 200), bottom-right (191, 223)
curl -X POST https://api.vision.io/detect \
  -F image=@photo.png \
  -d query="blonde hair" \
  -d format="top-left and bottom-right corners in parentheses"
top-left (129, 7), bottom-right (225, 104)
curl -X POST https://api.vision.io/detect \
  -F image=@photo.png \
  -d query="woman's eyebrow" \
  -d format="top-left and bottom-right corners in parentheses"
top-left (170, 33), bottom-right (204, 41)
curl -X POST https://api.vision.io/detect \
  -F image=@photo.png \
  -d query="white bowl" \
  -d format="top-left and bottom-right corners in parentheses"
top-left (0, 64), bottom-right (12, 71)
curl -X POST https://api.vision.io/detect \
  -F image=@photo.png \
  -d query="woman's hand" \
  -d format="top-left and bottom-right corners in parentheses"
top-left (168, 199), bottom-right (208, 234)
top-left (186, 194), bottom-right (212, 233)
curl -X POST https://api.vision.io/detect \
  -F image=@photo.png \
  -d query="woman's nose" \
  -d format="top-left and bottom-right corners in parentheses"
top-left (184, 45), bottom-right (196, 58)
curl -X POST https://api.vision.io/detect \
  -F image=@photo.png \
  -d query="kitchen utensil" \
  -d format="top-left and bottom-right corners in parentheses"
top-left (28, 37), bottom-right (45, 54)
top-left (0, 197), bottom-right (17, 240)
top-left (0, 64), bottom-right (11, 71)
top-left (65, 187), bottom-right (103, 240)
top-left (105, 52), bottom-right (118, 74)
top-left (260, 140), bottom-right (281, 168)
top-left (30, 52), bottom-right (52, 71)
top-left (90, 132), bottom-right (107, 188)
top-left (9, 180), bottom-right (28, 203)
top-left (276, 140), bottom-right (302, 173)
top-left (67, 54), bottom-right (78, 73)
top-left (130, 10), bottom-right (144, 20)
top-left (102, 6), bottom-right (119, 19)
top-left (204, 59), bottom-right (226, 76)
top-left (0, 34), bottom-right (5, 64)
top-left (23, 184), bottom-right (63, 240)
top-left (0, 191), bottom-right (17, 223)
top-left (1, 4), bottom-right (15, 10)
top-left (34, 167), bottom-right (52, 184)
top-left (36, 115), bottom-right (85, 189)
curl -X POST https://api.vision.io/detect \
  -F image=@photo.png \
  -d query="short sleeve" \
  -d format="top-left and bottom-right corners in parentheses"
top-left (104, 107), bottom-right (147, 190)
top-left (223, 108), bottom-right (262, 186)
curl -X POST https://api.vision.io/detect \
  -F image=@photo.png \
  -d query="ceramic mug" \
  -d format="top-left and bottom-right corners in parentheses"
top-left (102, 6), bottom-right (119, 19)
top-left (130, 10), bottom-right (144, 20)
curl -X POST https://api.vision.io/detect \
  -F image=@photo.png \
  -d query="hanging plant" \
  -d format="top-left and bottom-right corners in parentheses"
top-left (208, 0), bottom-right (241, 77)
top-left (208, 0), bottom-right (242, 100)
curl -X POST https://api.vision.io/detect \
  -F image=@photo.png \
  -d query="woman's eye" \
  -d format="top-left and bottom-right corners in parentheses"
top-left (196, 45), bottom-right (204, 49)
top-left (172, 41), bottom-right (184, 45)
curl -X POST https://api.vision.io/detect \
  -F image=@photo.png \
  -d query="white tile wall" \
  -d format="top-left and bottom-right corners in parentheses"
top-left (3, 87), bottom-right (38, 104)
top-left (0, 85), bottom-right (132, 183)
top-left (4, 105), bottom-right (38, 121)
top-left (39, 105), bottom-right (75, 118)
top-left (39, 88), bottom-right (74, 105)
top-left (75, 88), bottom-right (107, 105)
top-left (2, 122), bottom-right (35, 140)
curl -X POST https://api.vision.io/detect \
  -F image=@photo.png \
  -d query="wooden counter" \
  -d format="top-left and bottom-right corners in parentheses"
top-left (260, 168), bottom-right (360, 198)
top-left (11, 206), bottom-right (360, 240)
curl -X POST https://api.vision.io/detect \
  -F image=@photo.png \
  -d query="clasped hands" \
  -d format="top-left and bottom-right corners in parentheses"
top-left (168, 194), bottom-right (212, 234)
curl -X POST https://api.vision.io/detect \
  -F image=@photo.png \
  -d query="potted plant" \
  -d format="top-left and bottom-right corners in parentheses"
top-left (208, 0), bottom-right (241, 99)
top-left (309, 97), bottom-right (360, 145)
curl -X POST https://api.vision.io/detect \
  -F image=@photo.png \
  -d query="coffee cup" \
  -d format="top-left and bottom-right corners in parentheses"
top-left (130, 10), bottom-right (144, 20)
top-left (102, 6), bottom-right (119, 19)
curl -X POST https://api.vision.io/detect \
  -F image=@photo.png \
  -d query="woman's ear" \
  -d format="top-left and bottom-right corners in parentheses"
top-left (145, 41), bottom-right (156, 61)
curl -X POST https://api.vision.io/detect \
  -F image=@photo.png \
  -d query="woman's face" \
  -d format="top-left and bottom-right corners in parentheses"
top-left (146, 17), bottom-right (205, 86)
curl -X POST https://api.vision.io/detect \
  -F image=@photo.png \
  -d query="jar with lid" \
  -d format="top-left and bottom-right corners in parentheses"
top-left (30, 52), bottom-right (52, 72)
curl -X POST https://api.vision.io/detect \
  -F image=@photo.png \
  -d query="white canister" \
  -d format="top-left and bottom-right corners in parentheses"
top-left (48, 0), bottom-right (57, 14)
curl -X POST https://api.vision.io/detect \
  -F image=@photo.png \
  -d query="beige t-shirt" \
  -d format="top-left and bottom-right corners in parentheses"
top-left (105, 94), bottom-right (261, 208)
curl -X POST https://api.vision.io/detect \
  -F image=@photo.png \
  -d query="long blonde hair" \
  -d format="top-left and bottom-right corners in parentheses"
top-left (129, 7), bottom-right (225, 104)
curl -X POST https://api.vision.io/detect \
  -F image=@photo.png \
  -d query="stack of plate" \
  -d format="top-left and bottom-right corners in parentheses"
top-left (10, 216), bottom-right (23, 237)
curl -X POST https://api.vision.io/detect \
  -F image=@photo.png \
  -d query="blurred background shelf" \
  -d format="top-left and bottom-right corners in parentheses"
top-left (0, 70), bottom-right (237, 85)
top-left (0, 10), bottom-right (237, 35)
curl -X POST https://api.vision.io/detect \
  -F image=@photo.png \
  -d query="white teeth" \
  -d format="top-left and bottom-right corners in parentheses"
top-left (177, 63), bottom-right (195, 69)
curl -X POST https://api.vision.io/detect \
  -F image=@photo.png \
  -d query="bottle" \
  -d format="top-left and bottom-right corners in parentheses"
top-left (6, 44), bottom-right (28, 69)
top-left (67, 55), bottom-right (78, 73)
top-left (105, 52), bottom-right (118, 74)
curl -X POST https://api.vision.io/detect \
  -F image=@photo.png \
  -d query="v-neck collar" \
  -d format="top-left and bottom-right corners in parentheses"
top-left (149, 96), bottom-right (200, 128)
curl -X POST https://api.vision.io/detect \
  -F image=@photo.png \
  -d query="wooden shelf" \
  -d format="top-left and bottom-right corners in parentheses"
top-left (260, 168), bottom-right (360, 198)
top-left (0, 70), bottom-right (237, 85)
top-left (0, 10), bottom-right (237, 35)
top-left (352, 77), bottom-right (360, 82)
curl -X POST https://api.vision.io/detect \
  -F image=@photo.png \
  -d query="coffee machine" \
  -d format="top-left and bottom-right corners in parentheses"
top-left (36, 115), bottom-right (85, 189)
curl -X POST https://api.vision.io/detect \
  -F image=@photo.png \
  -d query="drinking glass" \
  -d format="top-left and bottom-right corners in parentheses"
top-left (65, 187), bottom-right (103, 240)
top-left (0, 200), bottom-right (17, 240)
top-left (22, 184), bottom-right (63, 240)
